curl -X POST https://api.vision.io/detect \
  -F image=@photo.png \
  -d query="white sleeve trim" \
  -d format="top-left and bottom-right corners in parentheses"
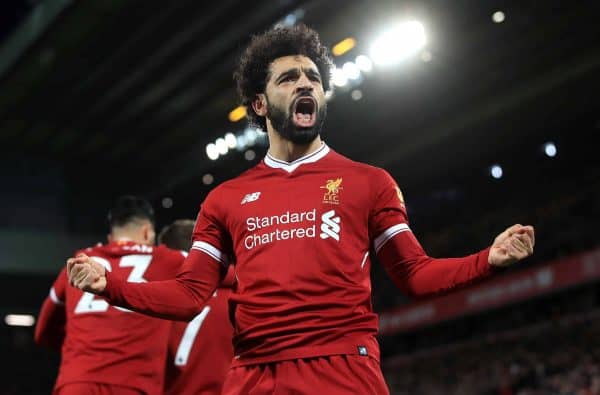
top-left (191, 241), bottom-right (229, 266)
top-left (374, 223), bottom-right (411, 253)
top-left (49, 287), bottom-right (64, 305)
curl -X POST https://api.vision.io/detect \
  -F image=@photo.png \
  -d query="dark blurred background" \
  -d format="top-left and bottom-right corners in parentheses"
top-left (0, 0), bottom-right (598, 394)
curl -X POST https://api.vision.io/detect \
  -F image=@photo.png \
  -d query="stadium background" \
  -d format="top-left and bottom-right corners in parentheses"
top-left (0, 0), bottom-right (598, 394)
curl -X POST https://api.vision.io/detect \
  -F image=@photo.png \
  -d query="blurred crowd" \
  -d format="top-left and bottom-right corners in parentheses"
top-left (383, 293), bottom-right (600, 395)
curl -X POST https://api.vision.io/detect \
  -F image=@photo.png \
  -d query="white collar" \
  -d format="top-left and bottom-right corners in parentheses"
top-left (264, 143), bottom-right (330, 173)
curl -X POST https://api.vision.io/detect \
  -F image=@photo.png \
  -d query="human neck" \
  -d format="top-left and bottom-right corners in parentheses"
top-left (266, 129), bottom-right (322, 163)
top-left (110, 231), bottom-right (147, 245)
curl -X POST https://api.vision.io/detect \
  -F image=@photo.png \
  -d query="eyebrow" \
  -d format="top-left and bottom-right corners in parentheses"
top-left (275, 67), bottom-right (321, 82)
top-left (305, 68), bottom-right (321, 79)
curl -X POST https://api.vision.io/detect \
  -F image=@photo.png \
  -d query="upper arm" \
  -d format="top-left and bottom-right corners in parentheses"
top-left (51, 267), bottom-right (68, 303)
top-left (34, 268), bottom-right (68, 349)
top-left (191, 188), bottom-right (233, 267)
top-left (368, 169), bottom-right (411, 254)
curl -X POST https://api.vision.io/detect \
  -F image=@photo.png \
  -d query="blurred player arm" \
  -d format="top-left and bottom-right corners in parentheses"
top-left (34, 268), bottom-right (67, 350)
top-left (68, 249), bottom-right (224, 321)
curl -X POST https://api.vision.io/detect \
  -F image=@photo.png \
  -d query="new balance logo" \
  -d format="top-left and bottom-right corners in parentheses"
top-left (320, 210), bottom-right (341, 241)
top-left (241, 192), bottom-right (261, 205)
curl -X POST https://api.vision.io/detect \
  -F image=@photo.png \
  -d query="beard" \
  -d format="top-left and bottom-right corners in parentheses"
top-left (265, 95), bottom-right (327, 145)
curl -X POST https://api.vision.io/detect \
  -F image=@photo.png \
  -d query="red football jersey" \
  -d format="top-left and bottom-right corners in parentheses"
top-left (191, 144), bottom-right (493, 365)
top-left (164, 266), bottom-right (235, 395)
top-left (35, 241), bottom-right (184, 395)
top-left (192, 144), bottom-right (408, 364)
top-left (103, 143), bottom-right (493, 368)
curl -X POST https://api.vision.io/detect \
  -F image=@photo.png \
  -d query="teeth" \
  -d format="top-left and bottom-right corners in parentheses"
top-left (297, 114), bottom-right (311, 122)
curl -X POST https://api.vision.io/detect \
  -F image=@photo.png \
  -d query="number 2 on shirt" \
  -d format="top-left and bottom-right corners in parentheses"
top-left (74, 255), bottom-right (152, 314)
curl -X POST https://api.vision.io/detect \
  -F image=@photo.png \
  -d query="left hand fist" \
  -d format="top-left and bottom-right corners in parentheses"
top-left (67, 254), bottom-right (107, 294)
top-left (489, 224), bottom-right (535, 267)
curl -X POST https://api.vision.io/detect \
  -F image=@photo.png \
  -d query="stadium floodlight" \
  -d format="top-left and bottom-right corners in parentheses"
top-left (202, 174), bottom-right (214, 185)
top-left (244, 128), bottom-right (258, 144)
top-left (342, 62), bottom-right (361, 80)
top-left (224, 133), bottom-right (237, 149)
top-left (332, 67), bottom-right (348, 87)
top-left (351, 89), bottom-right (363, 101)
top-left (544, 142), bottom-right (557, 157)
top-left (420, 50), bottom-right (432, 62)
top-left (206, 143), bottom-right (219, 160)
top-left (244, 149), bottom-right (256, 161)
top-left (215, 138), bottom-right (228, 155)
top-left (370, 21), bottom-right (427, 66)
top-left (228, 105), bottom-right (247, 122)
top-left (355, 55), bottom-right (373, 72)
top-left (284, 13), bottom-right (297, 26)
top-left (492, 11), bottom-right (505, 23)
top-left (490, 164), bottom-right (503, 179)
top-left (332, 37), bottom-right (356, 57)
top-left (161, 197), bottom-right (173, 209)
top-left (279, 8), bottom-right (305, 27)
top-left (236, 134), bottom-right (248, 151)
top-left (5, 314), bottom-right (35, 327)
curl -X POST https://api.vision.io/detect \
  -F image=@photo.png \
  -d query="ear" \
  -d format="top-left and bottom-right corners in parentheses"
top-left (252, 94), bottom-right (267, 117)
top-left (145, 225), bottom-right (156, 245)
top-left (142, 224), bottom-right (151, 242)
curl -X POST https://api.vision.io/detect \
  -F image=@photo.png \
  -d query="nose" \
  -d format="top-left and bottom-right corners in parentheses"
top-left (295, 73), bottom-right (313, 94)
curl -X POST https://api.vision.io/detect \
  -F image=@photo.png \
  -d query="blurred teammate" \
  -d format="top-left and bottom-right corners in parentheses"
top-left (158, 219), bottom-right (234, 395)
top-left (67, 25), bottom-right (535, 394)
top-left (35, 196), bottom-right (185, 395)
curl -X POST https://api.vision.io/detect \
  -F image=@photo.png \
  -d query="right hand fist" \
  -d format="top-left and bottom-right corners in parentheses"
top-left (489, 224), bottom-right (535, 267)
top-left (67, 254), bottom-right (107, 294)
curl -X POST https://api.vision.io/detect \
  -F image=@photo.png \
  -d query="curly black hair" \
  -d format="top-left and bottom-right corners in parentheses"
top-left (234, 24), bottom-right (333, 131)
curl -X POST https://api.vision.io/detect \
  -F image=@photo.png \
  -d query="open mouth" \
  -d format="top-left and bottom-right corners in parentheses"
top-left (292, 96), bottom-right (317, 128)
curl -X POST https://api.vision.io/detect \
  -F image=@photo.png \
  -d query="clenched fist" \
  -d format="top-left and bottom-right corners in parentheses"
top-left (67, 254), bottom-right (107, 294)
top-left (489, 224), bottom-right (535, 267)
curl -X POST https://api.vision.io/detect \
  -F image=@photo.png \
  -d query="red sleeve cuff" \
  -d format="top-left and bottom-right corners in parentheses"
top-left (101, 270), bottom-right (125, 304)
top-left (476, 247), bottom-right (498, 277)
